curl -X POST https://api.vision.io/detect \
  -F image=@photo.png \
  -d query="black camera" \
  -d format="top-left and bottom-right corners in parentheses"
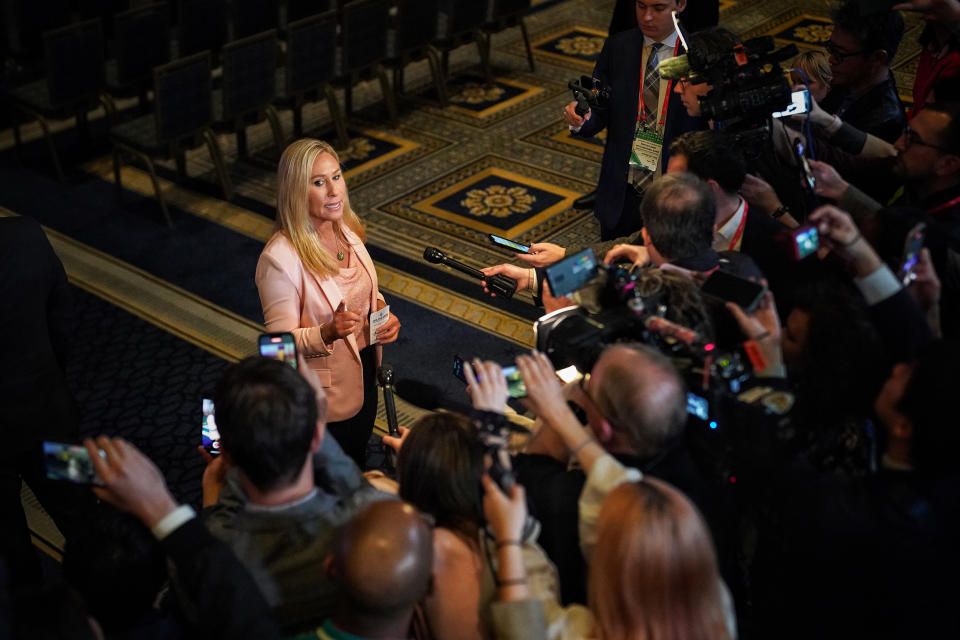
top-left (568, 75), bottom-right (611, 117)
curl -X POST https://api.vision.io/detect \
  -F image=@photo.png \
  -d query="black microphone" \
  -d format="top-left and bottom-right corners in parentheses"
top-left (423, 247), bottom-right (518, 299)
top-left (376, 365), bottom-right (400, 437)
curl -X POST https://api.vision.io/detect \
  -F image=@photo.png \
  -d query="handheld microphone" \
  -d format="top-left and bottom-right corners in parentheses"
top-left (376, 365), bottom-right (400, 437)
top-left (423, 247), bottom-right (518, 299)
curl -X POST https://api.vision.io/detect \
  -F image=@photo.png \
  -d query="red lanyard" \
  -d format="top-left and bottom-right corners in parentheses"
top-left (638, 39), bottom-right (681, 127)
top-left (727, 201), bottom-right (749, 251)
top-left (926, 194), bottom-right (960, 215)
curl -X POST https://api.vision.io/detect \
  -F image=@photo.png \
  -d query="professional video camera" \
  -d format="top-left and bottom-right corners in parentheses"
top-left (534, 250), bottom-right (753, 396)
top-left (533, 249), bottom-right (765, 481)
top-left (659, 35), bottom-right (798, 141)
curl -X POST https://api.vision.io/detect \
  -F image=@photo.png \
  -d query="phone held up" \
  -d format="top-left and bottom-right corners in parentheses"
top-left (202, 397), bottom-right (221, 456)
top-left (898, 222), bottom-right (926, 285)
top-left (453, 355), bottom-right (528, 398)
top-left (43, 441), bottom-right (105, 485)
top-left (258, 332), bottom-right (297, 368)
top-left (488, 233), bottom-right (531, 254)
top-left (700, 269), bottom-right (766, 312)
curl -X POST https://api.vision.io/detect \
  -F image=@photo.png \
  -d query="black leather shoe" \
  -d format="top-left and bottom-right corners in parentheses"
top-left (573, 188), bottom-right (597, 210)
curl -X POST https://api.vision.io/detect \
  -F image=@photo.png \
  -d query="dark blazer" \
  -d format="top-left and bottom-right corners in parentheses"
top-left (820, 72), bottom-right (906, 144)
top-left (578, 28), bottom-right (703, 231)
top-left (0, 216), bottom-right (77, 458)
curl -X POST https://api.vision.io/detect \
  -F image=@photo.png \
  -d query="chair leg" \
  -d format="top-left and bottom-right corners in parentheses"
top-left (345, 80), bottom-right (353, 116)
top-left (425, 47), bottom-right (449, 107)
top-left (322, 85), bottom-right (350, 149)
top-left (236, 126), bottom-right (248, 158)
top-left (112, 147), bottom-right (123, 194)
top-left (12, 120), bottom-right (23, 162)
top-left (476, 32), bottom-right (492, 83)
top-left (519, 19), bottom-right (535, 72)
top-left (203, 128), bottom-right (234, 202)
top-left (374, 64), bottom-right (398, 127)
top-left (35, 114), bottom-right (65, 183)
top-left (175, 150), bottom-right (187, 178)
top-left (264, 105), bottom-right (285, 154)
top-left (139, 153), bottom-right (173, 228)
top-left (293, 97), bottom-right (304, 138)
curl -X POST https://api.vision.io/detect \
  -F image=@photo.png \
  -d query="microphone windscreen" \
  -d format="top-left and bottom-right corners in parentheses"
top-left (657, 54), bottom-right (690, 80)
top-left (423, 247), bottom-right (445, 263)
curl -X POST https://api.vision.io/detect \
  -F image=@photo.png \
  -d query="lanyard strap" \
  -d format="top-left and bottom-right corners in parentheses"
top-left (727, 201), bottom-right (749, 251)
top-left (926, 194), bottom-right (960, 215)
top-left (638, 39), bottom-right (681, 126)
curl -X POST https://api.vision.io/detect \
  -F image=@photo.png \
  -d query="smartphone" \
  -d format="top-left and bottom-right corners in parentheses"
top-left (544, 248), bottom-right (598, 298)
top-left (202, 397), bottom-right (221, 456)
top-left (258, 332), bottom-right (297, 368)
top-left (453, 355), bottom-right (527, 398)
top-left (794, 139), bottom-right (816, 193)
top-left (790, 225), bottom-right (820, 260)
top-left (43, 442), bottom-right (105, 485)
top-left (898, 222), bottom-right (927, 285)
top-left (772, 89), bottom-right (811, 119)
top-left (488, 234), bottom-right (531, 254)
top-left (686, 392), bottom-right (709, 421)
top-left (700, 269), bottom-right (766, 312)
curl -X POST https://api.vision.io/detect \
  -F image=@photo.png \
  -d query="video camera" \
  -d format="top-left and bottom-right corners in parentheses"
top-left (568, 75), bottom-right (610, 117)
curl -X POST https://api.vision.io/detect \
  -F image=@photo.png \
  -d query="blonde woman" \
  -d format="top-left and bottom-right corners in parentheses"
top-left (256, 139), bottom-right (401, 467)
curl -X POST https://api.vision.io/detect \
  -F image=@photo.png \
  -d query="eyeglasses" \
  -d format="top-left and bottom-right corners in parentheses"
top-left (901, 124), bottom-right (954, 153)
top-left (825, 41), bottom-right (865, 62)
top-left (677, 77), bottom-right (688, 89)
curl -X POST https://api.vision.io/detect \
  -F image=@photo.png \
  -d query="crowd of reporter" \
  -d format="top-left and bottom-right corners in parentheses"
top-left (4, 0), bottom-right (960, 638)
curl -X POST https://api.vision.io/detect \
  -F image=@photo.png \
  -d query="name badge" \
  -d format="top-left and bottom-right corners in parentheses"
top-left (629, 127), bottom-right (663, 173)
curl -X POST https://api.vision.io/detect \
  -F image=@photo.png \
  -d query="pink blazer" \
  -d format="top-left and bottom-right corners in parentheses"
top-left (255, 228), bottom-right (382, 422)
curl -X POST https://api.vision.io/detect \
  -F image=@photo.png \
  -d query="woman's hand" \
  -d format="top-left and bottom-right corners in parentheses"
top-left (725, 287), bottom-right (785, 377)
top-left (516, 351), bottom-right (566, 423)
top-left (464, 359), bottom-right (509, 413)
top-left (322, 301), bottom-right (363, 343)
top-left (382, 425), bottom-right (410, 454)
top-left (481, 474), bottom-right (527, 543)
top-left (375, 299), bottom-right (401, 344)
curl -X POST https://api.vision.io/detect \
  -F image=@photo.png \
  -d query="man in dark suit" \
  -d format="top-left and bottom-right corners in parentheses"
top-left (563, 0), bottom-right (703, 240)
top-left (0, 215), bottom-right (82, 586)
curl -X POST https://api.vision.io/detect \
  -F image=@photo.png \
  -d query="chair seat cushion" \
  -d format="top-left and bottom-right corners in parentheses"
top-left (8, 80), bottom-right (96, 117)
top-left (109, 114), bottom-right (166, 154)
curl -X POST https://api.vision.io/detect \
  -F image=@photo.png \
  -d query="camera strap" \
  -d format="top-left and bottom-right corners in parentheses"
top-left (926, 194), bottom-right (960, 215)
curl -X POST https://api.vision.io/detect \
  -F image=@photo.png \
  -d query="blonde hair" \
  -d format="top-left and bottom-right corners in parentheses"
top-left (589, 479), bottom-right (729, 640)
top-left (794, 49), bottom-right (833, 88)
top-left (275, 138), bottom-right (366, 278)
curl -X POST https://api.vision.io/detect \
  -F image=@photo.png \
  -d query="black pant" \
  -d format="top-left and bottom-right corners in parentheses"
top-left (325, 345), bottom-right (378, 470)
top-left (599, 186), bottom-right (643, 241)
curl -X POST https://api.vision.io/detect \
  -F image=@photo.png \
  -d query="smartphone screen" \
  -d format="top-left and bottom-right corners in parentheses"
top-left (772, 89), bottom-right (811, 119)
top-left (258, 332), bottom-right (297, 368)
top-left (686, 392), bottom-right (709, 421)
top-left (503, 365), bottom-right (527, 398)
top-left (43, 442), bottom-right (105, 485)
top-left (792, 225), bottom-right (820, 260)
top-left (701, 269), bottom-right (766, 311)
top-left (794, 139), bottom-right (816, 192)
top-left (453, 356), bottom-right (526, 397)
top-left (898, 222), bottom-right (926, 285)
top-left (202, 398), bottom-right (221, 456)
top-left (545, 248), bottom-right (598, 298)
top-left (489, 234), bottom-right (531, 254)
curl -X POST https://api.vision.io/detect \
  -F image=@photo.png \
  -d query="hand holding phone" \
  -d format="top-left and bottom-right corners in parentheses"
top-left (897, 222), bottom-right (926, 285)
top-left (789, 225), bottom-right (820, 261)
top-left (43, 441), bottom-right (105, 485)
top-left (700, 270), bottom-right (766, 312)
top-left (202, 398), bottom-right (221, 456)
top-left (489, 234), bottom-right (531, 254)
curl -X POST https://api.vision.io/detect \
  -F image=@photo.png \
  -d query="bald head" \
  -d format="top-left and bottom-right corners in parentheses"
top-left (589, 343), bottom-right (686, 457)
top-left (331, 501), bottom-right (433, 618)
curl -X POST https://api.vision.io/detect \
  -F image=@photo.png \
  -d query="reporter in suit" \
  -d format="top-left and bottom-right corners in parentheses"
top-left (563, 0), bottom-right (703, 240)
top-left (255, 139), bottom-right (401, 468)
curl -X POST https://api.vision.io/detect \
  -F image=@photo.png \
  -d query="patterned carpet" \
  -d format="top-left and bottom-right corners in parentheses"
top-left (2, 0), bottom-right (924, 553)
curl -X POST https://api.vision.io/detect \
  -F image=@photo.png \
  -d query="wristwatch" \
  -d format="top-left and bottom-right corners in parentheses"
top-left (771, 204), bottom-right (790, 219)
